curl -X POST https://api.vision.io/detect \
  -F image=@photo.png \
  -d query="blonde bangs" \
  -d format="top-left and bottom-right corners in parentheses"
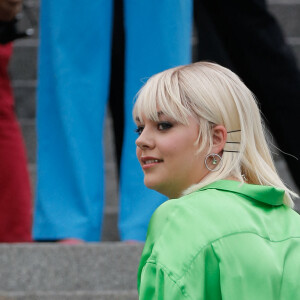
top-left (133, 68), bottom-right (192, 125)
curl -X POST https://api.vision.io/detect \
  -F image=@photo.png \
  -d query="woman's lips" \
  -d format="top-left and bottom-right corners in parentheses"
top-left (141, 157), bottom-right (163, 169)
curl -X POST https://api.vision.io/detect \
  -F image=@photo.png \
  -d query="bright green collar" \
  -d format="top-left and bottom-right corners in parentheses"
top-left (199, 180), bottom-right (285, 206)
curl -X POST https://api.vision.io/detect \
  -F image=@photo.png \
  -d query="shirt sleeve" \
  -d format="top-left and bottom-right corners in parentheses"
top-left (138, 261), bottom-right (188, 300)
top-left (137, 197), bottom-right (221, 299)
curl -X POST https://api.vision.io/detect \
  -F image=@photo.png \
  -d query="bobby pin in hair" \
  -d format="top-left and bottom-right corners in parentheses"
top-left (225, 130), bottom-right (241, 152)
top-left (227, 130), bottom-right (241, 133)
top-left (223, 150), bottom-right (240, 153)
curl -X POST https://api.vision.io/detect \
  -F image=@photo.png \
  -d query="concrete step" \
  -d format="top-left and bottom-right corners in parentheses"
top-left (0, 243), bottom-right (143, 299)
top-left (0, 291), bottom-right (137, 300)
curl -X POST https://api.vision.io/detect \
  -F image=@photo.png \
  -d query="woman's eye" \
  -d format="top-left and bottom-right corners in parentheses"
top-left (135, 126), bottom-right (144, 135)
top-left (157, 122), bottom-right (173, 131)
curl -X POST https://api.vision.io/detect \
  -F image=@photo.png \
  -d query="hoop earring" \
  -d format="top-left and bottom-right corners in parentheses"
top-left (204, 153), bottom-right (223, 172)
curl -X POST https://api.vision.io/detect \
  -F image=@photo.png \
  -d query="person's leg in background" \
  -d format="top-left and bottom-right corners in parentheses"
top-left (0, 43), bottom-right (32, 242)
top-left (33, 0), bottom-right (114, 241)
top-left (119, 0), bottom-right (193, 241)
top-left (193, 0), bottom-right (233, 68)
top-left (194, 0), bottom-right (300, 189)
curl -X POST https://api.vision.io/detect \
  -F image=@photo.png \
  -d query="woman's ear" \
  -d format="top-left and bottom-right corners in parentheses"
top-left (212, 125), bottom-right (227, 154)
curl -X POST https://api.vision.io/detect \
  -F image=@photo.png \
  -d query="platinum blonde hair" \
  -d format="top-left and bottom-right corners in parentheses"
top-left (133, 62), bottom-right (297, 207)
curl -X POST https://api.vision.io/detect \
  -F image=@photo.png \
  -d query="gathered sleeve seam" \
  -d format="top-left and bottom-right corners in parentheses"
top-left (141, 260), bottom-right (192, 299)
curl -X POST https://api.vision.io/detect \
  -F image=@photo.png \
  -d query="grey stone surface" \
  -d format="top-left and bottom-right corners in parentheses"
top-left (20, 119), bottom-right (35, 164)
top-left (269, 3), bottom-right (300, 37)
top-left (28, 164), bottom-right (35, 195)
top-left (9, 40), bottom-right (38, 81)
top-left (0, 291), bottom-right (138, 300)
top-left (102, 208), bottom-right (119, 241)
top-left (103, 112), bottom-right (119, 209)
top-left (288, 39), bottom-right (300, 62)
top-left (16, 1), bottom-right (40, 39)
top-left (19, 119), bottom-right (36, 164)
top-left (269, 0), bottom-right (300, 3)
top-left (0, 244), bottom-right (143, 292)
top-left (13, 80), bottom-right (36, 119)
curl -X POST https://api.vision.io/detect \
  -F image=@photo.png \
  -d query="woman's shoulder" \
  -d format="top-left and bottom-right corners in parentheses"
top-left (139, 189), bottom-right (225, 280)
top-left (145, 190), bottom-right (231, 252)
top-left (146, 189), bottom-right (223, 242)
top-left (144, 185), bottom-right (300, 277)
top-left (150, 187), bottom-right (239, 229)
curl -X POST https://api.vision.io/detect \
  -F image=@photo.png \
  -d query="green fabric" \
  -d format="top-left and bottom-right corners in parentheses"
top-left (137, 180), bottom-right (300, 299)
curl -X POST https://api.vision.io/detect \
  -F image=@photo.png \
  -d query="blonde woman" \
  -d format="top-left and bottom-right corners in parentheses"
top-left (134, 62), bottom-right (300, 299)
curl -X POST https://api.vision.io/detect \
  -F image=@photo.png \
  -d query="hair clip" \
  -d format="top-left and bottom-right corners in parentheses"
top-left (227, 130), bottom-right (241, 133)
top-left (225, 130), bottom-right (240, 151)
top-left (223, 150), bottom-right (240, 153)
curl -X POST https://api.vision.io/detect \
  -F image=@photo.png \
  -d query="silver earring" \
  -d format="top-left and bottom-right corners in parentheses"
top-left (205, 153), bottom-right (223, 172)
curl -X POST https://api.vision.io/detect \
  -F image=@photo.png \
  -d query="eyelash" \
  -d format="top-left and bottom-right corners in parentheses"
top-left (135, 122), bottom-right (173, 135)
top-left (135, 126), bottom-right (144, 136)
top-left (157, 122), bottom-right (173, 131)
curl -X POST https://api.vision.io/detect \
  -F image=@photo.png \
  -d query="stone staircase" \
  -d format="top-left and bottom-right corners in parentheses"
top-left (2, 0), bottom-right (300, 299)
top-left (0, 243), bottom-right (143, 299)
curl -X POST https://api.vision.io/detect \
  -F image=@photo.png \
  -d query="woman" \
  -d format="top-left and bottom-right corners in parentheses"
top-left (133, 62), bottom-right (300, 299)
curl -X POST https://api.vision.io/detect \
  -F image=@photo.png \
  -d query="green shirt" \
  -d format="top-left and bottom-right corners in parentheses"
top-left (138, 180), bottom-right (300, 299)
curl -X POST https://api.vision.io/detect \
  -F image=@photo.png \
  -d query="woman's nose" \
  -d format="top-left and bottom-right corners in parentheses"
top-left (136, 129), bottom-right (154, 150)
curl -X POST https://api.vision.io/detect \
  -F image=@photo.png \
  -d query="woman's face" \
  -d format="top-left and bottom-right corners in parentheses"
top-left (135, 112), bottom-right (210, 199)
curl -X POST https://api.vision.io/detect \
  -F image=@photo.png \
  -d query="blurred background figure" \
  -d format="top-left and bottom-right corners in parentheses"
top-left (33, 0), bottom-right (193, 242)
top-left (194, 0), bottom-right (300, 198)
top-left (0, 0), bottom-right (32, 242)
